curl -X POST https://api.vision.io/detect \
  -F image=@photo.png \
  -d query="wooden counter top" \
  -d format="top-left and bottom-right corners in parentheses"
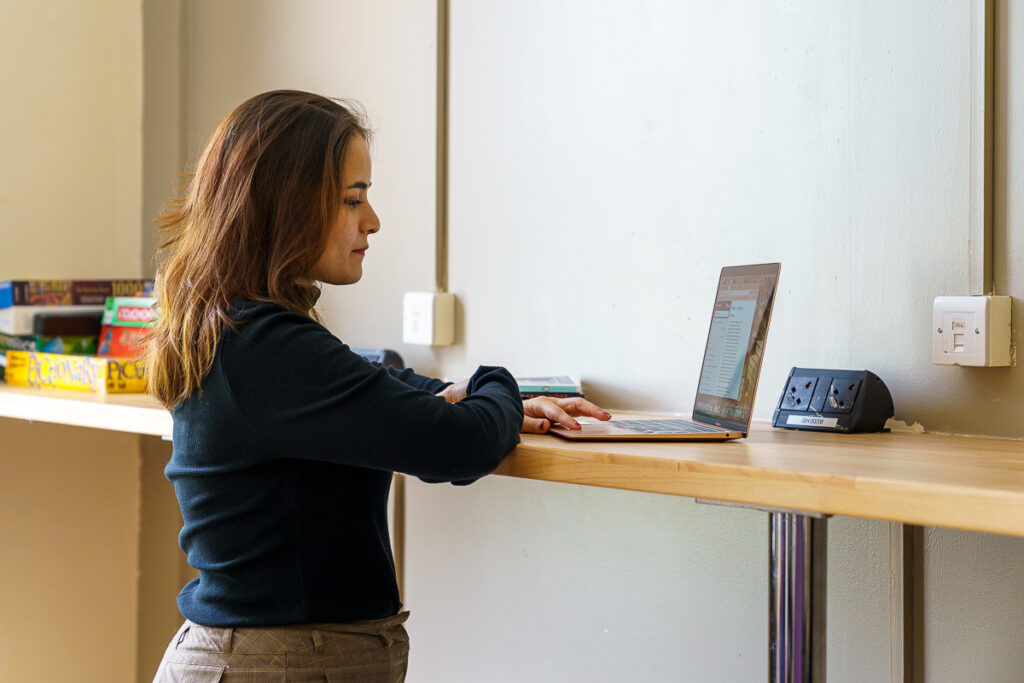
top-left (2, 386), bottom-right (1022, 537)
top-left (499, 417), bottom-right (1024, 537)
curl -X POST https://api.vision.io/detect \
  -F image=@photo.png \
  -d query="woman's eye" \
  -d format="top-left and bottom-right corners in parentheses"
top-left (345, 199), bottom-right (363, 208)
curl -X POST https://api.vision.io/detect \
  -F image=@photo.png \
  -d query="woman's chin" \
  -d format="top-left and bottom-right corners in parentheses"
top-left (320, 272), bottom-right (362, 287)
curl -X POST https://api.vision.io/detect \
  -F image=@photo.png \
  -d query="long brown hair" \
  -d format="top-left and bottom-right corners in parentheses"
top-left (146, 90), bottom-right (370, 408)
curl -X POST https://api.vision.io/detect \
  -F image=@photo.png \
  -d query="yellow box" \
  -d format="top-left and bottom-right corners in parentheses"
top-left (4, 350), bottom-right (147, 393)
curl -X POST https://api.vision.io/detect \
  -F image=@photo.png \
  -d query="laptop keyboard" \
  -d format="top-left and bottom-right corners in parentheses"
top-left (607, 419), bottom-right (724, 435)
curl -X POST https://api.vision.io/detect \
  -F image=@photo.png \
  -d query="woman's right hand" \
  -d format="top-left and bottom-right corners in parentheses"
top-left (521, 396), bottom-right (611, 433)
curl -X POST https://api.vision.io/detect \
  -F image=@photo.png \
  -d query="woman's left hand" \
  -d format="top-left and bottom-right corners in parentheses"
top-left (435, 379), bottom-right (469, 404)
top-left (521, 396), bottom-right (612, 434)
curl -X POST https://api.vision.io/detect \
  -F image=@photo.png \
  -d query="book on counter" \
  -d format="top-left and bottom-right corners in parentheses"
top-left (0, 279), bottom-right (154, 308)
top-left (4, 349), bottom-right (147, 393)
top-left (516, 375), bottom-right (583, 399)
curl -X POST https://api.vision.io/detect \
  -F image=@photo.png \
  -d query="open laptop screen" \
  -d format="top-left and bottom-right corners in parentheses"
top-left (691, 263), bottom-right (780, 434)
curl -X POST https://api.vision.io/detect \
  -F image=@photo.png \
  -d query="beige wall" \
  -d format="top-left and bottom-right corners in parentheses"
top-left (0, 1), bottom-right (149, 681)
top-left (136, 436), bottom-right (194, 682)
top-left (142, 0), bottom-right (186, 278)
top-left (0, 422), bottom-right (142, 682)
top-left (0, 0), bottom-right (143, 279)
top-left (182, 0), bottom-right (442, 374)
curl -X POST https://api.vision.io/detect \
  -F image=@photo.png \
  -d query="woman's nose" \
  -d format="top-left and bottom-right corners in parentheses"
top-left (365, 205), bottom-right (381, 233)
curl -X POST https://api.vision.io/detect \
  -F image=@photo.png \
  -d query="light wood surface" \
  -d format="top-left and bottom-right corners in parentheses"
top-left (0, 383), bottom-right (171, 437)
top-left (497, 413), bottom-right (1024, 538)
top-left (2, 390), bottom-right (1023, 537)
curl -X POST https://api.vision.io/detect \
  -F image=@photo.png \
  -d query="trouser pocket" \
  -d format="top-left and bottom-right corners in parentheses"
top-left (155, 662), bottom-right (226, 683)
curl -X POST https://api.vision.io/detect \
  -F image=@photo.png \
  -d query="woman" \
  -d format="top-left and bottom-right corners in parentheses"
top-left (147, 90), bottom-right (609, 682)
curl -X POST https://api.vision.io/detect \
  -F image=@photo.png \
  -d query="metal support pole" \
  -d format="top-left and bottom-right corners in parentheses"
top-left (770, 513), bottom-right (827, 682)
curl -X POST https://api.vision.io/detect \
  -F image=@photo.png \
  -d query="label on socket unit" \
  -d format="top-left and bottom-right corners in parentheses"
top-left (786, 415), bottom-right (839, 428)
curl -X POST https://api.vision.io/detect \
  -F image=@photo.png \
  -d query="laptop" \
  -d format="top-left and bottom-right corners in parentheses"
top-left (550, 263), bottom-right (780, 441)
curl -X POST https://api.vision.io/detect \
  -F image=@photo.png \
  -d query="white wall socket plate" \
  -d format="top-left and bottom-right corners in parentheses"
top-left (402, 291), bottom-right (456, 346)
top-left (932, 295), bottom-right (1012, 367)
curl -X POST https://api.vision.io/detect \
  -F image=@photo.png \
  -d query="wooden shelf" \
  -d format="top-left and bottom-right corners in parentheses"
top-left (0, 383), bottom-right (171, 437)
top-left (3, 387), bottom-right (1023, 537)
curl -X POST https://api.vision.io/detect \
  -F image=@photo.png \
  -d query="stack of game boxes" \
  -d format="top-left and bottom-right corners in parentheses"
top-left (0, 279), bottom-right (155, 393)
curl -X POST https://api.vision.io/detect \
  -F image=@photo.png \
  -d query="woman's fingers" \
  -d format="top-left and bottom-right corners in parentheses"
top-left (557, 396), bottom-right (611, 420)
top-left (522, 398), bottom-right (588, 430)
top-left (523, 398), bottom-right (574, 425)
top-left (521, 396), bottom-right (612, 433)
top-left (522, 397), bottom-right (575, 419)
top-left (521, 416), bottom-right (552, 434)
top-left (435, 378), bottom-right (469, 403)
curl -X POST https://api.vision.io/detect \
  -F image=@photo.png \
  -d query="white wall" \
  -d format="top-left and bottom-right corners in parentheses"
top-left (406, 477), bottom-right (766, 681)
top-left (438, 0), bottom-right (990, 432)
top-left (414, 1), bottom-right (1024, 681)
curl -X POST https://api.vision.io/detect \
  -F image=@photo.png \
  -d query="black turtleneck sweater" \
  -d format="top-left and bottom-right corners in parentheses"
top-left (166, 300), bottom-right (523, 626)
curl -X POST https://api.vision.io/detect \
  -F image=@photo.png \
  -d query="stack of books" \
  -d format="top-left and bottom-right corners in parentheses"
top-left (516, 375), bottom-right (583, 400)
top-left (0, 279), bottom-right (154, 393)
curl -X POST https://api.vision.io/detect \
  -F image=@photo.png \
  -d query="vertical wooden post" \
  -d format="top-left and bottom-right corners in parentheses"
top-left (393, 473), bottom-right (406, 599)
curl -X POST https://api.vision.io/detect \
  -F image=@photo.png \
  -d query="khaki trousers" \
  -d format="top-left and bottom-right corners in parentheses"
top-left (152, 611), bottom-right (409, 682)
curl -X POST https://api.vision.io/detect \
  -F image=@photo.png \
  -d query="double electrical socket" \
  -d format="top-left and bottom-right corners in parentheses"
top-left (932, 295), bottom-right (1011, 367)
top-left (781, 376), bottom-right (859, 414)
top-left (773, 368), bottom-right (893, 433)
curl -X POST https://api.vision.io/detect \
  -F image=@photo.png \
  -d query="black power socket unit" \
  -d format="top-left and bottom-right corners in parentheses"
top-left (772, 368), bottom-right (894, 433)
